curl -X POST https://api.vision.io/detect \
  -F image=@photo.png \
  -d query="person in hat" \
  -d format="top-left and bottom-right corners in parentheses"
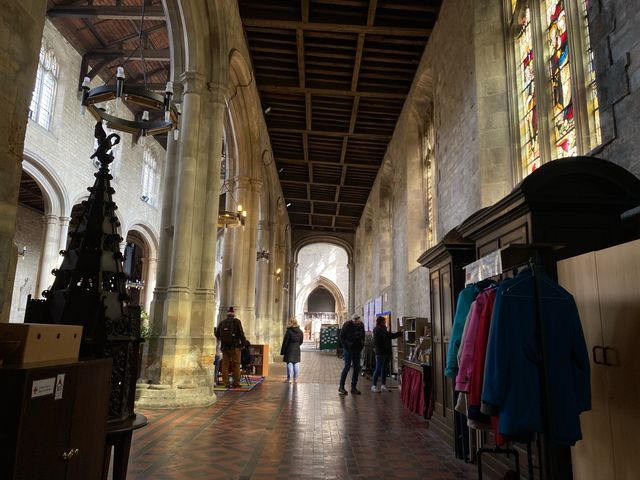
top-left (338, 313), bottom-right (365, 395)
top-left (215, 307), bottom-right (246, 388)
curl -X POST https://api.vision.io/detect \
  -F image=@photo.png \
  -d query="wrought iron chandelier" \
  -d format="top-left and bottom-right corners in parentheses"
top-left (79, 2), bottom-right (179, 139)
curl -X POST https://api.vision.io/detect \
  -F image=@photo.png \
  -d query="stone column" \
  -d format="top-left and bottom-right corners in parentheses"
top-left (347, 261), bottom-right (355, 318)
top-left (254, 219), bottom-right (270, 344)
top-left (138, 72), bottom-right (225, 408)
top-left (0, 1), bottom-right (47, 322)
top-left (242, 178), bottom-right (262, 339)
top-left (36, 214), bottom-right (61, 297)
top-left (57, 216), bottom-right (71, 252)
top-left (141, 257), bottom-right (157, 313)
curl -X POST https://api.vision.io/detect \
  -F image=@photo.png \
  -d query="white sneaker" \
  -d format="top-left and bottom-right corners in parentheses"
top-left (371, 385), bottom-right (380, 393)
top-left (380, 385), bottom-right (389, 392)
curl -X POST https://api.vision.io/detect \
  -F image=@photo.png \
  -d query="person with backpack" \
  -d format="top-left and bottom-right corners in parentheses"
top-left (215, 306), bottom-right (247, 389)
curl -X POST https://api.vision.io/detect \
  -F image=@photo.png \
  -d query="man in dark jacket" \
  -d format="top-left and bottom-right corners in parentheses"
top-left (215, 307), bottom-right (247, 388)
top-left (338, 313), bottom-right (365, 395)
top-left (371, 316), bottom-right (402, 392)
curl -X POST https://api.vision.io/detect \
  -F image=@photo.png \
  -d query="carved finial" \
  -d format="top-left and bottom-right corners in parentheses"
top-left (90, 121), bottom-right (120, 167)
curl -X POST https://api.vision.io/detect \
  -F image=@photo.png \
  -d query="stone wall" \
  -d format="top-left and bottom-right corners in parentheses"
top-left (24, 21), bottom-right (164, 233)
top-left (588, 1), bottom-right (640, 176)
top-left (10, 206), bottom-right (43, 322)
top-left (10, 20), bottom-right (164, 318)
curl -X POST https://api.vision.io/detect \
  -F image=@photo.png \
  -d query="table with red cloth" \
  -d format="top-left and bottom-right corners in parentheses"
top-left (400, 360), bottom-right (433, 419)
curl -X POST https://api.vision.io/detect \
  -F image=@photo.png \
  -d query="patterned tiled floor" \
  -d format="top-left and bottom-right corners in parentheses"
top-left (126, 347), bottom-right (476, 479)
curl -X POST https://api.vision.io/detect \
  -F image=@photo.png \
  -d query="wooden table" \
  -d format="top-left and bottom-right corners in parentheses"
top-left (103, 414), bottom-right (148, 480)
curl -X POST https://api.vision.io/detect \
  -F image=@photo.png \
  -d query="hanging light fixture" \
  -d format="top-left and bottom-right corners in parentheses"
top-left (218, 182), bottom-right (247, 228)
top-left (79, 3), bottom-right (180, 139)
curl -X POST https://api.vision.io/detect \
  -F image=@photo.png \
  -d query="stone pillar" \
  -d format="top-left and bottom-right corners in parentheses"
top-left (254, 220), bottom-right (270, 344)
top-left (141, 257), bottom-right (157, 313)
top-left (138, 73), bottom-right (226, 408)
top-left (58, 216), bottom-right (71, 252)
top-left (36, 214), bottom-right (61, 297)
top-left (347, 261), bottom-right (355, 318)
top-left (242, 179), bottom-right (262, 339)
top-left (0, 1), bottom-right (47, 322)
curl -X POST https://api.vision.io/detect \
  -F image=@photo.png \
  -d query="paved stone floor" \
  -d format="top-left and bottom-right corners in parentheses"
top-left (127, 346), bottom-right (476, 479)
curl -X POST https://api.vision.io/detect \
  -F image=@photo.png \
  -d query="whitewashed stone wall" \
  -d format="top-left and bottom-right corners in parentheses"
top-left (11, 20), bottom-right (163, 319)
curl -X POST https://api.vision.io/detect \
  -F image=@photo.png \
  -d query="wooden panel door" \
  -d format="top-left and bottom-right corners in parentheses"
top-left (430, 269), bottom-right (443, 416)
top-left (558, 252), bottom-right (613, 480)
top-left (440, 265), bottom-right (454, 420)
top-left (594, 239), bottom-right (640, 480)
top-left (16, 365), bottom-right (78, 480)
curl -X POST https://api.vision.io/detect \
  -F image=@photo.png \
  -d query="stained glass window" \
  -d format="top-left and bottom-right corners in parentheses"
top-left (581, 0), bottom-right (601, 148)
top-left (515, 6), bottom-right (540, 175)
top-left (509, 0), bottom-right (601, 179)
top-left (545, 1), bottom-right (576, 158)
top-left (29, 41), bottom-right (59, 130)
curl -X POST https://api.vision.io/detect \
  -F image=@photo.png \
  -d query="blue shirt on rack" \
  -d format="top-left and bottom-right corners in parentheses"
top-left (445, 285), bottom-right (480, 378)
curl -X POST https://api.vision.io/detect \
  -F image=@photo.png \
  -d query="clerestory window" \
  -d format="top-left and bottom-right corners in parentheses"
top-left (29, 41), bottom-right (59, 130)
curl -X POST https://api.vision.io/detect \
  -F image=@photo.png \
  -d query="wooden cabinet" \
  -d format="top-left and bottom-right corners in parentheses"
top-left (0, 358), bottom-right (112, 480)
top-left (558, 239), bottom-right (640, 480)
top-left (250, 344), bottom-right (269, 376)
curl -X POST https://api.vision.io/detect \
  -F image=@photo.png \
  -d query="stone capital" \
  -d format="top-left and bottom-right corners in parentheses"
top-left (43, 214), bottom-right (58, 225)
top-left (233, 175), bottom-right (252, 189)
top-left (250, 178), bottom-right (263, 190)
top-left (179, 71), bottom-right (206, 95)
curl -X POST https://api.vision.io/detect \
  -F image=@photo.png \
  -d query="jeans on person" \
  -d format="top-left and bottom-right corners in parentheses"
top-left (339, 349), bottom-right (362, 388)
top-left (372, 354), bottom-right (389, 386)
top-left (287, 362), bottom-right (299, 380)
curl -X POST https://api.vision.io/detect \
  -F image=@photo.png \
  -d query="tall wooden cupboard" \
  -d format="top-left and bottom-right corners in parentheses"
top-left (558, 239), bottom-right (640, 480)
top-left (419, 157), bottom-right (640, 477)
top-left (0, 358), bottom-right (111, 480)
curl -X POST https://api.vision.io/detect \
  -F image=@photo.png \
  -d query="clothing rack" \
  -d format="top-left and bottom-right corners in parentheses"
top-left (465, 244), bottom-right (565, 480)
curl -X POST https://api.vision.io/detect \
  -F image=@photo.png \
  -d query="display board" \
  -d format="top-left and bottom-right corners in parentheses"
top-left (319, 325), bottom-right (339, 350)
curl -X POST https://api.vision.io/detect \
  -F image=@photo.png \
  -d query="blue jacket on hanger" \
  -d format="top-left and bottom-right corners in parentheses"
top-left (481, 268), bottom-right (591, 446)
top-left (445, 285), bottom-right (479, 378)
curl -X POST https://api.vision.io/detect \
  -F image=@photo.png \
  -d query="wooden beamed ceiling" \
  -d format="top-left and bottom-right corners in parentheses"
top-left (45, 1), bottom-right (443, 234)
top-left (46, 1), bottom-right (169, 93)
top-left (239, 0), bottom-right (442, 232)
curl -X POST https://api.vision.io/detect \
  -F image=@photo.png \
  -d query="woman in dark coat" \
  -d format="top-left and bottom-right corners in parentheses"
top-left (371, 316), bottom-right (402, 392)
top-left (280, 318), bottom-right (304, 383)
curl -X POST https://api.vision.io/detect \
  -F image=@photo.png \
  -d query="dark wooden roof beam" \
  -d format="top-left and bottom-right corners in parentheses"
top-left (259, 85), bottom-right (404, 98)
top-left (243, 19), bottom-right (431, 36)
top-left (104, 23), bottom-right (166, 48)
top-left (86, 49), bottom-right (170, 61)
top-left (48, 6), bottom-right (166, 21)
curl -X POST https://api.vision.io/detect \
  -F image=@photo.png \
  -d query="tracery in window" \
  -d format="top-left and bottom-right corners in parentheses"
top-left (515, 5), bottom-right (540, 175)
top-left (141, 147), bottom-right (159, 206)
top-left (508, 0), bottom-right (601, 180)
top-left (422, 124), bottom-right (436, 249)
top-left (545, 0), bottom-right (576, 158)
top-left (29, 41), bottom-right (59, 130)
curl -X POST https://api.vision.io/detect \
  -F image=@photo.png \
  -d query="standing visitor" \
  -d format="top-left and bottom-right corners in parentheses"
top-left (213, 327), bottom-right (222, 385)
top-left (371, 316), bottom-right (402, 392)
top-left (215, 307), bottom-right (246, 389)
top-left (280, 318), bottom-right (304, 383)
top-left (338, 313), bottom-right (365, 395)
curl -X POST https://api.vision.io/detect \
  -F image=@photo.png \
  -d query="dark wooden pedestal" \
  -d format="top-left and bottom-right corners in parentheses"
top-left (103, 414), bottom-right (148, 480)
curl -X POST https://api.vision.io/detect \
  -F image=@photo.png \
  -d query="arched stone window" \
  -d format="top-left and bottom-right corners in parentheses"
top-left (29, 41), bottom-right (59, 130)
top-left (141, 146), bottom-right (159, 206)
top-left (507, 0), bottom-right (601, 178)
top-left (422, 123), bottom-right (436, 249)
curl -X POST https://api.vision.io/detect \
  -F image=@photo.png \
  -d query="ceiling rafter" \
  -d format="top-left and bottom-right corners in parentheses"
top-left (47, 6), bottom-right (165, 21)
top-left (240, 0), bottom-right (442, 231)
top-left (242, 19), bottom-right (431, 37)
